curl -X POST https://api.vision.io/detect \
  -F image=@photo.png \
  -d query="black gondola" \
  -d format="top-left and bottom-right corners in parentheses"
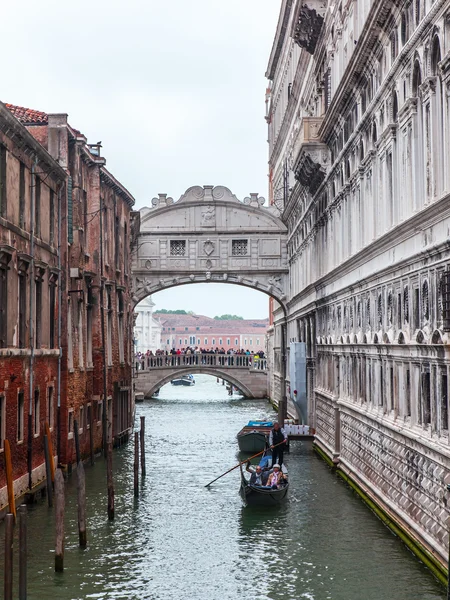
top-left (239, 458), bottom-right (289, 506)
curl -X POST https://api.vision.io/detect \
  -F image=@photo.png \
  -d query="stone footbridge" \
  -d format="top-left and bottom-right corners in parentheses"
top-left (135, 355), bottom-right (268, 399)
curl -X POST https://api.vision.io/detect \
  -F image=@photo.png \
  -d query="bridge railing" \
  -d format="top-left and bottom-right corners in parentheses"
top-left (135, 354), bottom-right (267, 372)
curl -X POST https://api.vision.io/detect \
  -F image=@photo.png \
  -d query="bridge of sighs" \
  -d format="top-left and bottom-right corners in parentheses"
top-left (131, 185), bottom-right (289, 399)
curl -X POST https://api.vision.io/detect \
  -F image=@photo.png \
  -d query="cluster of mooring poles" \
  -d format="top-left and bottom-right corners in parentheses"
top-left (2, 415), bottom-right (147, 598)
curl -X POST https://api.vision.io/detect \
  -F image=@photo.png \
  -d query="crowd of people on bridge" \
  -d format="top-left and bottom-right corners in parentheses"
top-left (135, 346), bottom-right (266, 369)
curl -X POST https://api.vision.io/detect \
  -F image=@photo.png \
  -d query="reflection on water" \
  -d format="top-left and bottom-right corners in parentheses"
top-left (0, 375), bottom-right (445, 599)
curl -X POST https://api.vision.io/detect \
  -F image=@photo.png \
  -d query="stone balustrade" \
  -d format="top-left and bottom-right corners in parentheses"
top-left (135, 354), bottom-right (268, 371)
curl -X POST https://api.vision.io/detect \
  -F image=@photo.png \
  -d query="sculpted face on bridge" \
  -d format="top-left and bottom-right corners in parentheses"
top-left (132, 185), bottom-right (289, 308)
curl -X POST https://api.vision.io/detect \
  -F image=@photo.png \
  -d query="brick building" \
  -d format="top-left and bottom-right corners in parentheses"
top-left (0, 101), bottom-right (136, 513)
top-left (156, 313), bottom-right (269, 353)
top-left (0, 101), bottom-right (66, 509)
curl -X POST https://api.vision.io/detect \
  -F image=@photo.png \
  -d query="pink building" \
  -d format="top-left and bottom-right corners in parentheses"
top-left (157, 314), bottom-right (269, 353)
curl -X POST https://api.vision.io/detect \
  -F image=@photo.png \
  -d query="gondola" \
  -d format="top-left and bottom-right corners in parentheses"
top-left (236, 420), bottom-right (273, 453)
top-left (239, 455), bottom-right (289, 506)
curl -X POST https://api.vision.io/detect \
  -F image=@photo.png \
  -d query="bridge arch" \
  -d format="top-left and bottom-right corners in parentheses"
top-left (131, 185), bottom-right (288, 311)
top-left (138, 367), bottom-right (264, 399)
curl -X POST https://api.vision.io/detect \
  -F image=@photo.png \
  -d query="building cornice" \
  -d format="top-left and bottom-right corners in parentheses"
top-left (0, 101), bottom-right (66, 184)
top-left (100, 167), bottom-right (135, 208)
top-left (266, 0), bottom-right (294, 80)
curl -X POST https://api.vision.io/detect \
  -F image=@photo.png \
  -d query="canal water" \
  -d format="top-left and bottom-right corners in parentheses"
top-left (0, 374), bottom-right (446, 599)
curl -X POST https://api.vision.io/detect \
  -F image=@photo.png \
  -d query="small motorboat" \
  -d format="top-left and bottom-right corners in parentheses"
top-left (239, 453), bottom-right (289, 506)
top-left (236, 420), bottom-right (273, 453)
top-left (171, 374), bottom-right (195, 386)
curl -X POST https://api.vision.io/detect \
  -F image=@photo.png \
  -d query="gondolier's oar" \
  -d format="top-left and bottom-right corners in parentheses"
top-left (204, 440), bottom-right (287, 487)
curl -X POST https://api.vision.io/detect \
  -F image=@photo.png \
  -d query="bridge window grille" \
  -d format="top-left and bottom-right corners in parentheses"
top-left (170, 240), bottom-right (186, 256)
top-left (231, 239), bottom-right (248, 256)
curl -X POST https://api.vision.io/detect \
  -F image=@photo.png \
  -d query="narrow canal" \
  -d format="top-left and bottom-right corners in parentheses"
top-left (0, 375), bottom-right (446, 599)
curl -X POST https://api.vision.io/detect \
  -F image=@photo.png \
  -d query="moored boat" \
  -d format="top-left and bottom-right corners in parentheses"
top-left (237, 420), bottom-right (273, 453)
top-left (171, 374), bottom-right (195, 386)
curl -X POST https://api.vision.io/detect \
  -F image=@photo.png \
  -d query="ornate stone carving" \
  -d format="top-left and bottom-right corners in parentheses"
top-left (151, 193), bottom-right (174, 208)
top-left (145, 259), bottom-right (152, 270)
top-left (203, 239), bottom-right (215, 255)
top-left (294, 149), bottom-right (327, 194)
top-left (293, 2), bottom-right (326, 55)
top-left (243, 193), bottom-right (266, 207)
top-left (201, 208), bottom-right (215, 227)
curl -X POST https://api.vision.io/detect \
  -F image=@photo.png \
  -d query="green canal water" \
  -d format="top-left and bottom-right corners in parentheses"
top-left (0, 374), bottom-right (446, 599)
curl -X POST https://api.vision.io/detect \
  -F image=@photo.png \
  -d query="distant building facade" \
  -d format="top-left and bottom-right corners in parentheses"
top-left (134, 297), bottom-right (162, 353)
top-left (267, 0), bottom-right (450, 571)
top-left (158, 314), bottom-right (269, 352)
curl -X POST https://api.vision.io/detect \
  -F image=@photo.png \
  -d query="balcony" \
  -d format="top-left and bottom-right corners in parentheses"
top-left (293, 117), bottom-right (329, 195)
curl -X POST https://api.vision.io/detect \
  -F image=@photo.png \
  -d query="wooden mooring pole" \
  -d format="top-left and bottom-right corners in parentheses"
top-left (44, 422), bottom-right (55, 483)
top-left (134, 431), bottom-right (139, 498)
top-left (4, 513), bottom-right (14, 600)
top-left (43, 435), bottom-right (53, 507)
top-left (140, 416), bottom-right (146, 477)
top-left (18, 504), bottom-right (27, 600)
top-left (54, 469), bottom-right (65, 572)
top-left (89, 407), bottom-right (95, 466)
top-left (77, 461), bottom-right (87, 547)
top-left (4, 440), bottom-right (16, 519)
top-left (107, 435), bottom-right (115, 520)
top-left (74, 419), bottom-right (81, 465)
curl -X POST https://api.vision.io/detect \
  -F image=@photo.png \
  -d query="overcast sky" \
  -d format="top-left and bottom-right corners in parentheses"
top-left (2, 0), bottom-right (280, 319)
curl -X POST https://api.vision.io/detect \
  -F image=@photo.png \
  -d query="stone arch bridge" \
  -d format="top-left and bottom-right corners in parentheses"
top-left (135, 355), bottom-right (268, 399)
top-left (130, 184), bottom-right (289, 407)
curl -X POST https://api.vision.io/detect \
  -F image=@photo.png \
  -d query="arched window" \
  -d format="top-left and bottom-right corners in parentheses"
top-left (392, 91), bottom-right (398, 122)
top-left (431, 35), bottom-right (442, 76)
top-left (422, 280), bottom-right (429, 321)
top-left (390, 30), bottom-right (398, 62)
top-left (415, 0), bottom-right (421, 26)
top-left (359, 140), bottom-right (365, 162)
top-left (346, 159), bottom-right (351, 180)
top-left (401, 12), bottom-right (409, 46)
top-left (372, 122), bottom-right (378, 145)
top-left (412, 59), bottom-right (422, 97)
top-left (361, 87), bottom-right (367, 114)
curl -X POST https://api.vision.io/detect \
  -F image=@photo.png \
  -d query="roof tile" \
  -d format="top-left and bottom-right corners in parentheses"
top-left (5, 103), bottom-right (48, 124)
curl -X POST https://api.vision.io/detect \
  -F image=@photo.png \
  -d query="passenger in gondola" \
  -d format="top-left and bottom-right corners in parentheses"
top-left (246, 462), bottom-right (268, 486)
top-left (267, 464), bottom-right (286, 489)
top-left (269, 422), bottom-right (287, 467)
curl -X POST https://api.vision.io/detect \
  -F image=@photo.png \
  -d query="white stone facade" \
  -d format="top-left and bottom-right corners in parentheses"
top-left (134, 296), bottom-right (162, 353)
top-left (267, 0), bottom-right (450, 571)
top-left (131, 185), bottom-right (289, 309)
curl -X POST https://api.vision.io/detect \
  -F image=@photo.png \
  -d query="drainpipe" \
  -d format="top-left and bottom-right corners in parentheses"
top-left (278, 307), bottom-right (288, 426)
top-left (27, 158), bottom-right (37, 491)
top-left (99, 183), bottom-right (108, 455)
top-left (56, 185), bottom-right (63, 464)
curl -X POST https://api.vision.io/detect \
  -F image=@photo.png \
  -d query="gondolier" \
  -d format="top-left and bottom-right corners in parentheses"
top-left (269, 422), bottom-right (287, 467)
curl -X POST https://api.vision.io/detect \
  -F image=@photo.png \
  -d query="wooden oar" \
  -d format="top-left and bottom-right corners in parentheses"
top-left (204, 439), bottom-right (287, 487)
